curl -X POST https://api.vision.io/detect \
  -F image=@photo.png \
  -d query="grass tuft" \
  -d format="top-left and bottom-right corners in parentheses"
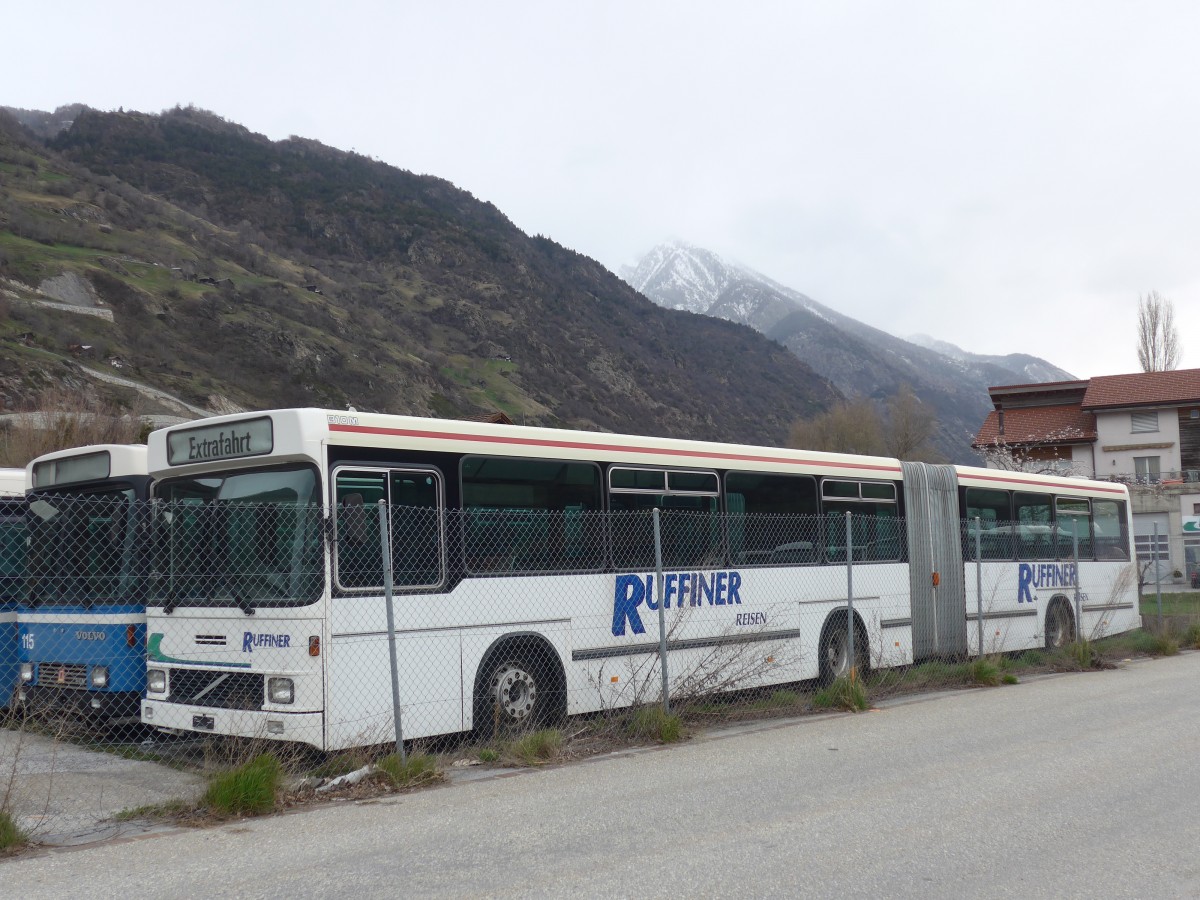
top-left (1152, 634), bottom-right (1180, 656)
top-left (813, 674), bottom-right (869, 712)
top-left (0, 810), bottom-right (25, 852)
top-left (376, 752), bottom-right (441, 788)
top-left (478, 748), bottom-right (500, 763)
top-left (202, 753), bottom-right (281, 817)
top-left (112, 798), bottom-right (193, 823)
top-left (625, 706), bottom-right (685, 743)
top-left (507, 729), bottom-right (564, 765)
top-left (1001, 674), bottom-right (1019, 685)
top-left (968, 657), bottom-right (1002, 686)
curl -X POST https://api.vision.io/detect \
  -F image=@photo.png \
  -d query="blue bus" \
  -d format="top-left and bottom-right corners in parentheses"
top-left (16, 445), bottom-right (150, 721)
top-left (0, 468), bottom-right (27, 713)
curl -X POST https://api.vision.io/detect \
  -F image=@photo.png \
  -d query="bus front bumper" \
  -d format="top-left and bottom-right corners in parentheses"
top-left (18, 685), bottom-right (142, 721)
top-left (141, 700), bottom-right (325, 749)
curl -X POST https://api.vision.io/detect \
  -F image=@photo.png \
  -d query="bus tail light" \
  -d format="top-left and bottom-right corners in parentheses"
top-left (309, 636), bottom-right (320, 657)
top-left (126, 625), bottom-right (138, 647)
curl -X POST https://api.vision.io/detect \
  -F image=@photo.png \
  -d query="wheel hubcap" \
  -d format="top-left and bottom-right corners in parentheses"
top-left (491, 663), bottom-right (537, 721)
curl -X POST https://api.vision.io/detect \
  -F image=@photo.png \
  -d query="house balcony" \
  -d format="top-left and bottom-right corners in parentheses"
top-left (1101, 470), bottom-right (1200, 487)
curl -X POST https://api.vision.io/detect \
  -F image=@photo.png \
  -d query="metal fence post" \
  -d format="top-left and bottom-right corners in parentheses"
top-left (846, 511), bottom-right (855, 679)
top-left (378, 500), bottom-right (406, 762)
top-left (1071, 519), bottom-right (1082, 641)
top-left (653, 508), bottom-right (670, 714)
top-left (975, 517), bottom-right (984, 658)
top-left (1153, 522), bottom-right (1163, 631)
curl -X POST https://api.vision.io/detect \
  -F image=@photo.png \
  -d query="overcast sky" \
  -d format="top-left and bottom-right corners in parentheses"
top-left (7, 1), bottom-right (1199, 379)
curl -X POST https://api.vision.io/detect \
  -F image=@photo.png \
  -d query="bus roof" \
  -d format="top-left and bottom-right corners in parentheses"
top-left (146, 408), bottom-right (1131, 501)
top-left (26, 444), bottom-right (150, 491)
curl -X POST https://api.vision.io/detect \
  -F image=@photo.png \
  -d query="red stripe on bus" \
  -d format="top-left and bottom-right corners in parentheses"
top-left (328, 424), bottom-right (904, 473)
top-left (958, 471), bottom-right (1127, 494)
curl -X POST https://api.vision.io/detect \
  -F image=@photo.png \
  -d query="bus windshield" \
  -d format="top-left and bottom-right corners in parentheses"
top-left (154, 465), bottom-right (323, 610)
top-left (27, 487), bottom-right (140, 608)
top-left (0, 498), bottom-right (26, 602)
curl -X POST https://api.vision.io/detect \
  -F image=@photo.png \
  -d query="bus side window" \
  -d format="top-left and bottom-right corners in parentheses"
top-left (335, 472), bottom-right (386, 590)
top-left (1093, 500), bottom-right (1129, 559)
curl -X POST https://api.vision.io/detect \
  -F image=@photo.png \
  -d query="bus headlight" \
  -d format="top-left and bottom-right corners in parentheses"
top-left (90, 666), bottom-right (109, 689)
top-left (19, 663), bottom-right (33, 683)
top-left (147, 669), bottom-right (167, 693)
top-left (267, 677), bottom-right (294, 704)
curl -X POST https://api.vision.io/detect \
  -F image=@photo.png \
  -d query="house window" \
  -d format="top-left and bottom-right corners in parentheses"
top-left (1131, 411), bottom-right (1159, 433)
top-left (1134, 456), bottom-right (1161, 484)
top-left (1134, 533), bottom-right (1169, 562)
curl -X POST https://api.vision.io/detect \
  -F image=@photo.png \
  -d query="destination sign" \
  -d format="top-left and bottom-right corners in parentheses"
top-left (32, 450), bottom-right (110, 487)
top-left (167, 417), bottom-right (274, 466)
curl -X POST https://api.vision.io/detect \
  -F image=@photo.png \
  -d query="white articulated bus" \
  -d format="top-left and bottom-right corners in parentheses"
top-left (141, 409), bottom-right (1140, 750)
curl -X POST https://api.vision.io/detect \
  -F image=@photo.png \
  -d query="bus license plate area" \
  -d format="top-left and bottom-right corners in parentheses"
top-left (192, 714), bottom-right (215, 731)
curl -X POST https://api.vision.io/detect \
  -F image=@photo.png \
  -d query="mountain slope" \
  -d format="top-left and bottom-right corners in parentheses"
top-left (0, 106), bottom-right (840, 447)
top-left (624, 242), bottom-right (1075, 462)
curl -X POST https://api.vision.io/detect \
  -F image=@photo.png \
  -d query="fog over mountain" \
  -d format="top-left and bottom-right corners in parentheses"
top-left (624, 241), bottom-right (1076, 462)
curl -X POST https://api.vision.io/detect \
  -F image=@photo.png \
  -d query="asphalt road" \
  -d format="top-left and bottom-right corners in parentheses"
top-left (7, 654), bottom-right (1200, 898)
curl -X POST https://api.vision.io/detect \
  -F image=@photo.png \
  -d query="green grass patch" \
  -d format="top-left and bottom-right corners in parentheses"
top-left (750, 689), bottom-right (802, 711)
top-left (202, 753), bottom-right (281, 817)
top-left (507, 729), bottom-right (564, 765)
top-left (813, 674), bottom-right (870, 712)
top-left (0, 810), bottom-right (25, 852)
top-left (874, 659), bottom-right (970, 692)
top-left (1059, 640), bottom-right (1102, 670)
top-left (376, 752), bottom-right (441, 788)
top-left (1001, 674), bottom-right (1019, 685)
top-left (624, 706), bottom-right (685, 743)
top-left (478, 748), bottom-right (500, 763)
top-left (1184, 623), bottom-right (1200, 649)
top-left (112, 798), bottom-right (193, 823)
top-left (968, 657), bottom-right (1002, 686)
top-left (1139, 592), bottom-right (1200, 617)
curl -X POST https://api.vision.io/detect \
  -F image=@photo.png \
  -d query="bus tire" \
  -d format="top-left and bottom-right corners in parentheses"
top-left (473, 637), bottom-right (565, 739)
top-left (818, 612), bottom-right (869, 685)
top-left (1045, 600), bottom-right (1076, 649)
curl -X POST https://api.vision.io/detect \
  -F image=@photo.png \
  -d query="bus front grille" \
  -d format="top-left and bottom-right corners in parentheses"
top-left (43, 663), bottom-right (88, 689)
top-left (168, 669), bottom-right (264, 710)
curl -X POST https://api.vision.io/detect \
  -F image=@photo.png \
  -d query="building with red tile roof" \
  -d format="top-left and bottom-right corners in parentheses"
top-left (973, 368), bottom-right (1200, 585)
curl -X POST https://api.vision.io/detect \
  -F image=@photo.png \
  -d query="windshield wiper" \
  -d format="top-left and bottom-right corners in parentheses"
top-left (232, 592), bottom-right (255, 617)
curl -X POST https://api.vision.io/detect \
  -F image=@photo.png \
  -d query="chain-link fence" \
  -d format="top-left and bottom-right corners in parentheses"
top-left (2, 496), bottom-right (1153, 770)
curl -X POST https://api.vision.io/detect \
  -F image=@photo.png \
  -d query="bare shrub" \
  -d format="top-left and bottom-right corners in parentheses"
top-left (0, 386), bottom-right (147, 467)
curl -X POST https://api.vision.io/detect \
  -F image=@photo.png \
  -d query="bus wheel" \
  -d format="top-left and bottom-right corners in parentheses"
top-left (488, 660), bottom-right (540, 727)
top-left (1044, 601), bottom-right (1076, 649)
top-left (819, 615), bottom-right (867, 684)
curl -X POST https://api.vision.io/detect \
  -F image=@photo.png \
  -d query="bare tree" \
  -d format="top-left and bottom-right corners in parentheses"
top-left (0, 387), bottom-right (147, 468)
top-left (884, 385), bottom-right (942, 462)
top-left (1137, 291), bottom-right (1181, 372)
top-left (788, 399), bottom-right (885, 456)
top-left (973, 428), bottom-right (1091, 476)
